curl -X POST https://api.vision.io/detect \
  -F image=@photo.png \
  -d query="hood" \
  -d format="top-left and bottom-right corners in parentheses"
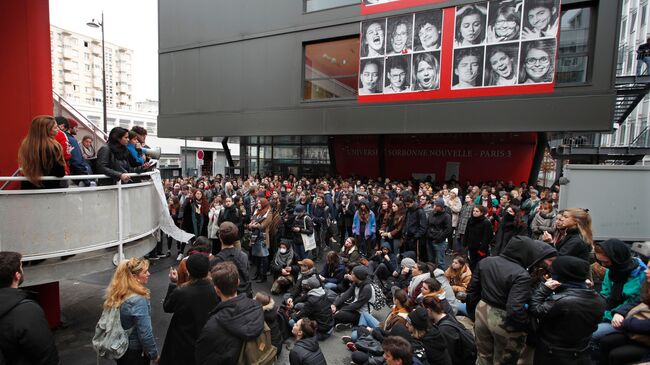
top-left (262, 298), bottom-right (275, 312)
top-left (214, 294), bottom-right (265, 340)
top-left (0, 288), bottom-right (28, 317)
top-left (501, 235), bottom-right (557, 269)
top-left (308, 287), bottom-right (326, 297)
top-left (296, 335), bottom-right (320, 352)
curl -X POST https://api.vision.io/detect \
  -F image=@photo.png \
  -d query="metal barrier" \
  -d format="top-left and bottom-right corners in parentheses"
top-left (0, 171), bottom-right (159, 262)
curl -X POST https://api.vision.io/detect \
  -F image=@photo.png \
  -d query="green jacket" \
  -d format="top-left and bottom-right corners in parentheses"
top-left (600, 258), bottom-right (647, 321)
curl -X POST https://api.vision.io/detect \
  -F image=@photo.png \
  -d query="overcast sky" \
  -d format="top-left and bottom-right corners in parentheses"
top-left (49, 0), bottom-right (158, 102)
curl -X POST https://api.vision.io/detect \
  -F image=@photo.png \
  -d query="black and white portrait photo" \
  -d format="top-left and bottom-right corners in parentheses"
top-left (452, 46), bottom-right (485, 89)
top-left (486, 0), bottom-right (523, 43)
top-left (522, 0), bottom-right (560, 40)
top-left (484, 43), bottom-right (520, 86)
top-left (414, 10), bottom-right (443, 51)
top-left (384, 55), bottom-right (412, 93)
top-left (360, 20), bottom-right (386, 58)
top-left (387, 14), bottom-right (414, 55)
top-left (455, 3), bottom-right (488, 47)
top-left (411, 51), bottom-right (441, 91)
top-left (519, 39), bottom-right (556, 84)
top-left (359, 58), bottom-right (385, 94)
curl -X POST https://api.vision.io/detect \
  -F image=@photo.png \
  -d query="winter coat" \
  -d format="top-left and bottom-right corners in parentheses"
top-left (422, 325), bottom-right (453, 365)
top-left (434, 268), bottom-right (461, 314)
top-left (529, 283), bottom-right (606, 355)
top-left (601, 257), bottom-right (647, 321)
top-left (292, 214), bottom-right (314, 248)
top-left (437, 315), bottom-right (471, 365)
top-left (381, 213), bottom-right (405, 240)
top-left (289, 335), bottom-right (327, 365)
top-left (404, 206), bottom-right (427, 240)
top-left (298, 287), bottom-right (334, 336)
top-left (555, 228), bottom-right (591, 262)
top-left (334, 279), bottom-right (373, 313)
top-left (530, 210), bottom-right (556, 241)
top-left (181, 201), bottom-right (209, 237)
top-left (96, 143), bottom-right (148, 185)
top-left (66, 132), bottom-right (91, 175)
top-left (340, 246), bottom-right (361, 266)
top-left (0, 288), bottom-right (59, 365)
top-left (337, 201), bottom-right (356, 227)
top-left (462, 216), bottom-right (493, 253)
top-left (261, 299), bottom-right (284, 353)
top-left (353, 209), bottom-right (376, 239)
top-left (445, 264), bottom-right (472, 294)
top-left (195, 294), bottom-right (265, 365)
top-left (311, 204), bottom-right (330, 230)
top-left (491, 217), bottom-right (528, 257)
top-left (161, 280), bottom-right (219, 365)
top-left (210, 248), bottom-right (252, 297)
top-left (218, 204), bottom-right (242, 227)
top-left (457, 202), bottom-right (474, 236)
top-left (444, 196), bottom-right (462, 228)
top-left (467, 236), bottom-right (557, 331)
top-left (427, 210), bottom-right (452, 243)
top-left (320, 262), bottom-right (346, 285)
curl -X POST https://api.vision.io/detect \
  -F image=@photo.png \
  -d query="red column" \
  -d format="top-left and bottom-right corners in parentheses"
top-left (0, 0), bottom-right (61, 328)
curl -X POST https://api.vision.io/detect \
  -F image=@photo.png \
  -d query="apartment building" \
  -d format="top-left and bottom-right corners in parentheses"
top-left (50, 25), bottom-right (133, 111)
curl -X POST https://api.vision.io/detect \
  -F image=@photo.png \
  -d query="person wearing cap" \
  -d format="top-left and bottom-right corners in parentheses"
top-left (161, 253), bottom-right (218, 365)
top-left (332, 265), bottom-right (373, 330)
top-left (426, 198), bottom-right (452, 269)
top-left (291, 204), bottom-right (314, 261)
top-left (467, 236), bottom-right (557, 365)
top-left (529, 256), bottom-right (605, 365)
top-left (590, 239), bottom-right (648, 353)
top-left (294, 276), bottom-right (334, 340)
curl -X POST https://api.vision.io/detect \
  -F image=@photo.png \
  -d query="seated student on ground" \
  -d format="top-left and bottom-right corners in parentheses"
top-left (332, 265), bottom-right (374, 330)
top-left (290, 318), bottom-right (328, 365)
top-left (444, 256), bottom-right (472, 303)
top-left (422, 295), bottom-right (476, 365)
top-left (286, 258), bottom-right (319, 311)
top-left (270, 240), bottom-right (299, 295)
top-left (319, 250), bottom-right (346, 292)
top-left (368, 241), bottom-right (398, 283)
top-left (291, 276), bottom-right (335, 340)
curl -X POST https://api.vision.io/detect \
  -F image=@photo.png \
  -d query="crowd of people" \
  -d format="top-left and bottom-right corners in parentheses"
top-left (6, 117), bottom-right (650, 364)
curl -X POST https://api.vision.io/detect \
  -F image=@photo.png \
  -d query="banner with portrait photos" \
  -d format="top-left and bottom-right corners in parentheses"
top-left (358, 0), bottom-right (561, 103)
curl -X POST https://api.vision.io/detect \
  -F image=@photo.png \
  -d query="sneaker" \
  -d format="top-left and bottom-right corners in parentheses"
top-left (341, 335), bottom-right (352, 344)
top-left (346, 342), bottom-right (357, 352)
top-left (176, 253), bottom-right (183, 261)
top-left (335, 323), bottom-right (353, 331)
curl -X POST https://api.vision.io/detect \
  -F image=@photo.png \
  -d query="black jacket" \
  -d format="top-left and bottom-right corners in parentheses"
top-left (297, 288), bottom-right (334, 335)
top-left (334, 279), bottom-right (372, 312)
top-left (218, 205), bottom-right (242, 228)
top-left (463, 216), bottom-right (494, 252)
top-left (555, 228), bottom-right (591, 262)
top-left (161, 280), bottom-right (219, 365)
top-left (491, 218), bottom-right (528, 256)
top-left (529, 284), bottom-right (605, 353)
top-left (422, 325), bottom-right (453, 365)
top-left (467, 236), bottom-right (557, 331)
top-left (404, 206), bottom-right (427, 239)
top-left (0, 288), bottom-right (59, 365)
top-left (210, 248), bottom-right (252, 297)
top-left (437, 316), bottom-right (472, 365)
top-left (338, 201), bottom-right (356, 227)
top-left (427, 210), bottom-right (452, 242)
top-left (292, 214), bottom-right (314, 248)
top-left (289, 335), bottom-right (327, 365)
top-left (96, 144), bottom-right (147, 185)
top-left (195, 294), bottom-right (264, 365)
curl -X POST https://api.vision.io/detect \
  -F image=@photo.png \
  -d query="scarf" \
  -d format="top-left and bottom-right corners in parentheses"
top-left (273, 246), bottom-right (294, 268)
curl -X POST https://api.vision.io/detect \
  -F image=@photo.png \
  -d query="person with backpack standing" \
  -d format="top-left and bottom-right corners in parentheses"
top-left (196, 261), bottom-right (266, 365)
top-left (160, 254), bottom-right (218, 365)
top-left (0, 251), bottom-right (59, 365)
top-left (422, 295), bottom-right (477, 365)
top-left (104, 257), bottom-right (159, 364)
top-left (210, 222), bottom-right (252, 297)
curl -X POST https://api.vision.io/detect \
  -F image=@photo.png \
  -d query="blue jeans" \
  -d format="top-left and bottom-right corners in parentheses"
top-left (457, 302), bottom-right (468, 317)
top-left (323, 282), bottom-right (338, 290)
top-left (358, 311), bottom-right (380, 329)
top-left (590, 321), bottom-right (619, 358)
top-left (430, 241), bottom-right (447, 270)
top-left (294, 244), bottom-right (306, 260)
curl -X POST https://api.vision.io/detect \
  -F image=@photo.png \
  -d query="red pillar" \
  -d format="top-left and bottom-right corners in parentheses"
top-left (0, 0), bottom-right (61, 328)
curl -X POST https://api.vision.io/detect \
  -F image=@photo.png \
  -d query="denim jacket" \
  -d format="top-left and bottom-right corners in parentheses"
top-left (119, 295), bottom-right (158, 359)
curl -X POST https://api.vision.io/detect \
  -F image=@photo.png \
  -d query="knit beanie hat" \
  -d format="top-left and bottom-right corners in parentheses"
top-left (186, 253), bottom-right (210, 279)
top-left (551, 256), bottom-right (590, 283)
top-left (408, 307), bottom-right (430, 331)
top-left (352, 265), bottom-right (369, 281)
top-left (303, 276), bottom-right (321, 290)
top-left (400, 257), bottom-right (416, 270)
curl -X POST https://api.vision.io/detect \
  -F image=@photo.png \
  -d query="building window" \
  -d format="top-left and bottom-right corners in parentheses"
top-left (303, 37), bottom-right (359, 100)
top-left (557, 5), bottom-right (594, 84)
top-left (305, 0), bottom-right (357, 12)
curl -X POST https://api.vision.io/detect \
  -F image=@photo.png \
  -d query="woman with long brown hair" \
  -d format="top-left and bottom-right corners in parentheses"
top-left (104, 258), bottom-right (158, 364)
top-left (179, 189), bottom-right (209, 260)
top-left (249, 197), bottom-right (273, 283)
top-left (18, 116), bottom-right (67, 189)
top-left (353, 201), bottom-right (377, 257)
top-left (544, 207), bottom-right (592, 262)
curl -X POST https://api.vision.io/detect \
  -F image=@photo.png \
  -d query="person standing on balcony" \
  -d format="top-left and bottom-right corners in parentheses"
top-left (0, 251), bottom-right (60, 365)
top-left (18, 115), bottom-right (68, 189)
top-left (637, 37), bottom-right (650, 75)
top-left (57, 117), bottom-right (92, 186)
top-left (95, 127), bottom-right (154, 186)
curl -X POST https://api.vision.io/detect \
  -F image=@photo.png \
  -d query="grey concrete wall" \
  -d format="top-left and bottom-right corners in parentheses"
top-left (158, 0), bottom-right (621, 137)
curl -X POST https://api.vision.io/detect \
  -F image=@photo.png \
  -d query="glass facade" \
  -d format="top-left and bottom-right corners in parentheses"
top-left (243, 136), bottom-right (331, 176)
top-left (556, 5), bottom-right (593, 84)
top-left (304, 37), bottom-right (359, 100)
top-left (305, 0), bottom-right (357, 12)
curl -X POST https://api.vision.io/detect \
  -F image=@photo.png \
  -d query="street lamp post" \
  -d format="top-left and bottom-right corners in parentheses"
top-left (87, 12), bottom-right (107, 134)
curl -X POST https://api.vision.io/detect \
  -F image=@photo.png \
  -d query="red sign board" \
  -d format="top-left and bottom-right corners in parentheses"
top-left (196, 150), bottom-right (204, 160)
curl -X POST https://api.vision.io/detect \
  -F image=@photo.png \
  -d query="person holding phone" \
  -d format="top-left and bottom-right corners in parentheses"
top-left (96, 127), bottom-right (154, 186)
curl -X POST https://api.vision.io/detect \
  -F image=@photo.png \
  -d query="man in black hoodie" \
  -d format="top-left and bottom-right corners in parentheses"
top-left (467, 236), bottom-right (557, 365)
top-left (0, 251), bottom-right (59, 365)
top-left (196, 261), bottom-right (265, 365)
top-left (402, 195), bottom-right (427, 256)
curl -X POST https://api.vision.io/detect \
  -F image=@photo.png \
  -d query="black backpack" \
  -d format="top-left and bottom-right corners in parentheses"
top-left (439, 318), bottom-right (477, 365)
